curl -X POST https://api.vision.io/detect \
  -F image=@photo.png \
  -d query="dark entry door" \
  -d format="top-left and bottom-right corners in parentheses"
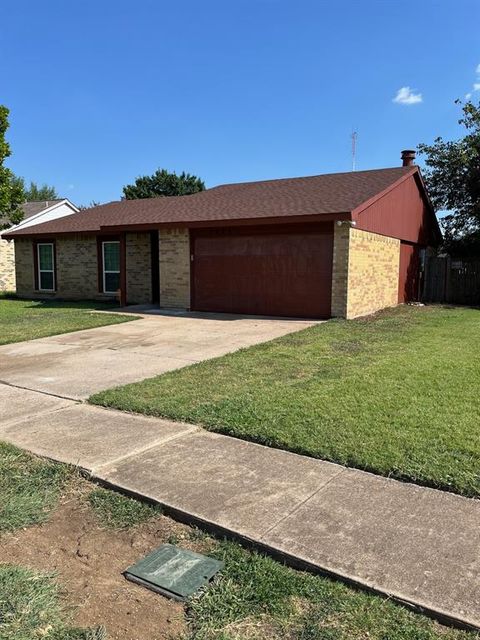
top-left (398, 242), bottom-right (421, 303)
top-left (191, 224), bottom-right (333, 318)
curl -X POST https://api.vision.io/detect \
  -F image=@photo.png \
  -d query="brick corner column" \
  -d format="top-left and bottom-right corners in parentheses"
top-left (331, 224), bottom-right (350, 318)
top-left (159, 228), bottom-right (191, 309)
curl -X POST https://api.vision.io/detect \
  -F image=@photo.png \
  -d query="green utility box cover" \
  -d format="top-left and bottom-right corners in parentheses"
top-left (124, 544), bottom-right (224, 601)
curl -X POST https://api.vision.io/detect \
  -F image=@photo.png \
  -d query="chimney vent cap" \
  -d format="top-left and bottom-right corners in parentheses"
top-left (401, 149), bottom-right (416, 166)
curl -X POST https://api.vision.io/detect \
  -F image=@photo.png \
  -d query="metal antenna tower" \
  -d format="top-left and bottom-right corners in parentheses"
top-left (351, 130), bottom-right (358, 171)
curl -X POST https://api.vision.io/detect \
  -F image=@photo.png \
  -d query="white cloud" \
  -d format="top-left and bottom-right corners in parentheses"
top-left (464, 65), bottom-right (480, 99)
top-left (393, 86), bottom-right (423, 105)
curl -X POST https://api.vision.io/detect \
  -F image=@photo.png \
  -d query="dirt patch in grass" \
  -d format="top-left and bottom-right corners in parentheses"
top-left (0, 484), bottom-right (206, 640)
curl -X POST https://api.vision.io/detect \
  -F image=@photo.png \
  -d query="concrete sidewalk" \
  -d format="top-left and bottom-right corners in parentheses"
top-left (1, 383), bottom-right (479, 631)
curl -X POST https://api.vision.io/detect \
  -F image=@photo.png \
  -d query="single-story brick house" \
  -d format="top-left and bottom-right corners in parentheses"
top-left (0, 198), bottom-right (79, 291)
top-left (2, 152), bottom-right (441, 319)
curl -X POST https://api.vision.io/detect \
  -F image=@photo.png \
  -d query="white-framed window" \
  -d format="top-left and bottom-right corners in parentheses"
top-left (37, 243), bottom-right (55, 291)
top-left (102, 241), bottom-right (120, 294)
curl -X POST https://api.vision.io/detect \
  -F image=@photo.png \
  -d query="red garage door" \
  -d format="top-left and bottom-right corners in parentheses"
top-left (398, 242), bottom-right (421, 303)
top-left (191, 223), bottom-right (334, 318)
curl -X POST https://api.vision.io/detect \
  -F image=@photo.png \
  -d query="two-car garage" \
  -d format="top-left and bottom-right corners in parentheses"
top-left (190, 223), bottom-right (334, 318)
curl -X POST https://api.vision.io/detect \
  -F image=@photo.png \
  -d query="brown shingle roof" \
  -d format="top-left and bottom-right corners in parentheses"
top-left (5, 167), bottom-right (416, 237)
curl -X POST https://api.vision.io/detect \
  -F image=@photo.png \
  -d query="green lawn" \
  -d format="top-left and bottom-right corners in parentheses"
top-left (0, 565), bottom-right (106, 640)
top-left (91, 305), bottom-right (480, 498)
top-left (88, 487), bottom-right (162, 529)
top-left (0, 442), bottom-right (477, 639)
top-left (0, 297), bottom-right (134, 345)
top-left (0, 442), bottom-right (70, 533)
top-left (186, 541), bottom-right (474, 640)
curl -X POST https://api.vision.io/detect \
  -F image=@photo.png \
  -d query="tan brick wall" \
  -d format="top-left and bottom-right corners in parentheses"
top-left (56, 236), bottom-right (101, 299)
top-left (15, 234), bottom-right (153, 304)
top-left (126, 232), bottom-right (152, 304)
top-left (15, 233), bottom-right (152, 304)
top-left (331, 225), bottom-right (350, 317)
top-left (0, 238), bottom-right (16, 291)
top-left (159, 228), bottom-right (190, 309)
top-left (331, 226), bottom-right (400, 319)
top-left (347, 228), bottom-right (400, 318)
top-left (14, 239), bottom-right (35, 295)
top-left (15, 236), bottom-right (109, 301)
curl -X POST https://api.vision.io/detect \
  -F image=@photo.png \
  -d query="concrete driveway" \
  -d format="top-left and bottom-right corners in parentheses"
top-left (0, 310), bottom-right (316, 399)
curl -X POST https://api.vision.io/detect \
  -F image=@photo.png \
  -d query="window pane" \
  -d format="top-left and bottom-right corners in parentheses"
top-left (104, 242), bottom-right (120, 271)
top-left (105, 272), bottom-right (120, 292)
top-left (38, 244), bottom-right (53, 270)
top-left (40, 271), bottom-right (54, 290)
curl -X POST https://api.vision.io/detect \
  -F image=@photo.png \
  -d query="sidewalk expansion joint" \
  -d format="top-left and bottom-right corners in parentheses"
top-left (259, 467), bottom-right (347, 539)
top-left (0, 403), bottom-right (75, 430)
top-left (0, 379), bottom-right (80, 402)
top-left (91, 426), bottom-right (199, 474)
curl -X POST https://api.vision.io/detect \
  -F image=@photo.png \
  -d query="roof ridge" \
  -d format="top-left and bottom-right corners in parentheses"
top-left (210, 166), bottom-right (412, 190)
top-left (93, 167), bottom-right (413, 207)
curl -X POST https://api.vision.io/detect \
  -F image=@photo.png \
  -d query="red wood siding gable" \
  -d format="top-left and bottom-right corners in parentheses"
top-left (352, 171), bottom-right (441, 246)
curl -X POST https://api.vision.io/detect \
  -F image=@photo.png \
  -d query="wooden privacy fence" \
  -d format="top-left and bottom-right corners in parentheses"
top-left (423, 256), bottom-right (480, 305)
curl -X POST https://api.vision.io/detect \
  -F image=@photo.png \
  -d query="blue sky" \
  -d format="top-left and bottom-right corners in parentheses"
top-left (1, 0), bottom-right (478, 206)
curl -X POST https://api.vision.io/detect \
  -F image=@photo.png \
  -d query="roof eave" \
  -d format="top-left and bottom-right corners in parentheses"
top-left (98, 211), bottom-right (352, 232)
top-left (2, 228), bottom-right (99, 240)
top-left (3, 212), bottom-right (352, 239)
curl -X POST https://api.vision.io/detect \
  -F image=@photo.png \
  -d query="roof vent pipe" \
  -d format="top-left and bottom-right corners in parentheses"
top-left (401, 150), bottom-right (416, 167)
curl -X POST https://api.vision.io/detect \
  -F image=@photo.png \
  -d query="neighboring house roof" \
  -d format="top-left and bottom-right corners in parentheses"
top-left (13, 199), bottom-right (79, 231)
top-left (1, 199), bottom-right (79, 232)
top-left (22, 200), bottom-right (65, 219)
top-left (3, 166), bottom-right (434, 238)
top-left (0, 200), bottom-right (62, 228)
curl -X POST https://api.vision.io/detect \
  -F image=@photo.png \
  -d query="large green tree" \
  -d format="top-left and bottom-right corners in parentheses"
top-left (0, 106), bottom-right (25, 228)
top-left (24, 180), bottom-right (58, 201)
top-left (123, 168), bottom-right (205, 200)
top-left (11, 176), bottom-right (58, 202)
top-left (418, 100), bottom-right (480, 255)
